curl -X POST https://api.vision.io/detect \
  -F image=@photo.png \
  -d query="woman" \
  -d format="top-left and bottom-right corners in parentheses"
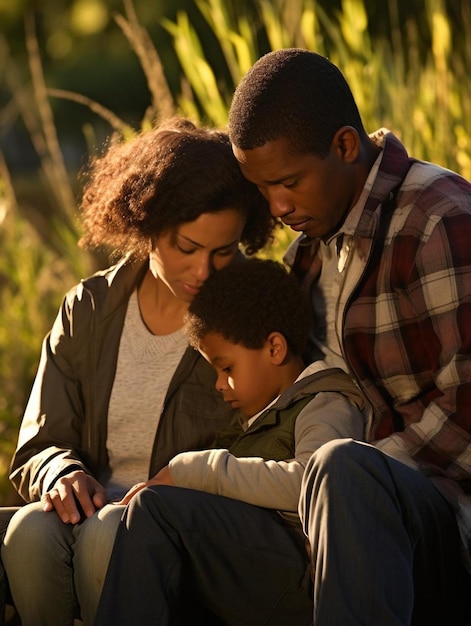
top-left (1, 118), bottom-right (276, 625)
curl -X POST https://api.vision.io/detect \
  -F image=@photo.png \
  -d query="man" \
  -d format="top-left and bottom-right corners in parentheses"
top-left (228, 48), bottom-right (471, 625)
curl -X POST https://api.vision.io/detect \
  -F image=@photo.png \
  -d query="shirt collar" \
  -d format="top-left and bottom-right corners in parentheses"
top-left (325, 139), bottom-right (385, 245)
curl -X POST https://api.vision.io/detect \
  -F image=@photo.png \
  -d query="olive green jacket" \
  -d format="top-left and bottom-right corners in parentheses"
top-left (10, 258), bottom-right (235, 502)
top-left (169, 362), bottom-right (367, 515)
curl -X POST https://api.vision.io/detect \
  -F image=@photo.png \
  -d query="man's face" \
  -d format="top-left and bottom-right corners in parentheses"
top-left (233, 136), bottom-right (357, 240)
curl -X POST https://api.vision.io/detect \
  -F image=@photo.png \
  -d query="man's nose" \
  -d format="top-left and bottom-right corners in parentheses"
top-left (265, 187), bottom-right (293, 218)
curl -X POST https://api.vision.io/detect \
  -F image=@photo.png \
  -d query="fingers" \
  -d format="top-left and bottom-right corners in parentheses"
top-left (42, 490), bottom-right (55, 512)
top-left (152, 465), bottom-right (174, 486)
top-left (117, 474), bottom-right (175, 506)
top-left (92, 488), bottom-right (108, 509)
top-left (42, 470), bottom-right (106, 524)
top-left (42, 482), bottom-right (81, 524)
top-left (118, 482), bottom-right (147, 506)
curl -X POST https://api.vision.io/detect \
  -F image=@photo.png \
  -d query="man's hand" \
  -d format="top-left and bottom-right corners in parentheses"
top-left (41, 470), bottom-right (107, 524)
top-left (118, 465), bottom-right (175, 506)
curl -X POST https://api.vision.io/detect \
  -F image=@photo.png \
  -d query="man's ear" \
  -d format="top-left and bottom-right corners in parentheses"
top-left (266, 331), bottom-right (288, 365)
top-left (332, 126), bottom-right (360, 163)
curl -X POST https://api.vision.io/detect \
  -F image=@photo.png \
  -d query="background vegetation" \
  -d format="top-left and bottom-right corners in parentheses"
top-left (0, 0), bottom-right (469, 504)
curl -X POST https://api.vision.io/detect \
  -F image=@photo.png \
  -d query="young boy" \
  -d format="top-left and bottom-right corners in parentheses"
top-left (94, 258), bottom-right (367, 626)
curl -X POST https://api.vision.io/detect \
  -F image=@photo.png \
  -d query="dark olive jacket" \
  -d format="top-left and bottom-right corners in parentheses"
top-left (226, 368), bottom-right (365, 462)
top-left (9, 258), bottom-right (235, 502)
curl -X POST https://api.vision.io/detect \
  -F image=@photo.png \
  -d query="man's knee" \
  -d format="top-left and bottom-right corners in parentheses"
top-left (134, 485), bottom-right (204, 522)
top-left (299, 439), bottom-right (372, 524)
top-left (305, 437), bottom-right (366, 476)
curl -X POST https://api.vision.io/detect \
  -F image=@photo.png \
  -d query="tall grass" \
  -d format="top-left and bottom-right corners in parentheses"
top-left (0, 0), bottom-right (469, 502)
top-left (164, 0), bottom-right (471, 179)
top-left (0, 157), bottom-right (90, 502)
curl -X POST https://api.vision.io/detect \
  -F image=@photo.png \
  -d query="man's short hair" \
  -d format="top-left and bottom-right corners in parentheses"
top-left (229, 48), bottom-right (365, 157)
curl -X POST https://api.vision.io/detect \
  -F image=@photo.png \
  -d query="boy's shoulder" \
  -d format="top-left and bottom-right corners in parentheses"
top-left (276, 365), bottom-right (365, 412)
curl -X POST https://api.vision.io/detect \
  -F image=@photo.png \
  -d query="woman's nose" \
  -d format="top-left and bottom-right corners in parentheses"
top-left (192, 255), bottom-right (211, 282)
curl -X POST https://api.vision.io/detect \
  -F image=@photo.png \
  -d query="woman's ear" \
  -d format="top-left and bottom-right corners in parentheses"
top-left (332, 126), bottom-right (360, 163)
top-left (266, 331), bottom-right (289, 365)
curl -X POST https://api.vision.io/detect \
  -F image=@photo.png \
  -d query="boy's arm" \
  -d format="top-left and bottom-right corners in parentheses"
top-left (168, 391), bottom-right (365, 512)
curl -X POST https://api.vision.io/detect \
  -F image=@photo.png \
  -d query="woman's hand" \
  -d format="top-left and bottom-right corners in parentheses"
top-left (118, 465), bottom-right (175, 506)
top-left (41, 470), bottom-right (107, 524)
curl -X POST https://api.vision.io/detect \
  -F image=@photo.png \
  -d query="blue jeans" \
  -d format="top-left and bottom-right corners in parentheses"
top-left (94, 486), bottom-right (312, 625)
top-left (300, 439), bottom-right (471, 625)
top-left (1, 502), bottom-right (124, 626)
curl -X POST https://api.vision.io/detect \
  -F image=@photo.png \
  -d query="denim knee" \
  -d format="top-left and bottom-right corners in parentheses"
top-left (305, 437), bottom-right (362, 474)
top-left (73, 504), bottom-right (124, 625)
top-left (2, 502), bottom-right (74, 568)
top-left (2, 502), bottom-right (77, 625)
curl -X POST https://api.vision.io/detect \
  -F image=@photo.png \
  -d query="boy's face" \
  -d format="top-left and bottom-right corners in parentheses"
top-left (199, 331), bottom-right (280, 419)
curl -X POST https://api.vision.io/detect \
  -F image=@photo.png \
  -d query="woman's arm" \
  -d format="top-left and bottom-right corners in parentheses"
top-left (10, 286), bottom-right (101, 512)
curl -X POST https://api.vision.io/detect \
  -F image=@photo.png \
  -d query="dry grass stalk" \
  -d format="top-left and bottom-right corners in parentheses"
top-left (114, 0), bottom-right (175, 124)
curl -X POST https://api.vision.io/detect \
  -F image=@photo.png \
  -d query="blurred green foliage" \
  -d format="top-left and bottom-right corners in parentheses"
top-left (0, 0), bottom-right (470, 503)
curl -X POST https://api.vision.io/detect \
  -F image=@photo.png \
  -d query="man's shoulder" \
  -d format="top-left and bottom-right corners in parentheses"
top-left (404, 159), bottom-right (471, 196)
top-left (396, 161), bottom-right (471, 232)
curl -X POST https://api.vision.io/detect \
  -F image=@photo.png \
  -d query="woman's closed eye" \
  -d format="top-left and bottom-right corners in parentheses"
top-left (214, 247), bottom-right (237, 258)
top-left (176, 243), bottom-right (197, 255)
top-left (176, 244), bottom-right (236, 257)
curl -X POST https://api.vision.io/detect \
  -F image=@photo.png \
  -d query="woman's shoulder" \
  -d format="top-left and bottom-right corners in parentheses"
top-left (64, 257), bottom-right (147, 313)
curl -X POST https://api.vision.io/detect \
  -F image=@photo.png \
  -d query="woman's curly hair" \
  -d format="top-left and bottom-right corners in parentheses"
top-left (79, 117), bottom-right (278, 259)
top-left (184, 258), bottom-right (312, 356)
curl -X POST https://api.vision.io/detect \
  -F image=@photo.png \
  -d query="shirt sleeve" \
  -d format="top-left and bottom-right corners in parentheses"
top-left (373, 208), bottom-right (471, 481)
top-left (9, 286), bottom-right (93, 501)
top-left (169, 391), bottom-right (365, 512)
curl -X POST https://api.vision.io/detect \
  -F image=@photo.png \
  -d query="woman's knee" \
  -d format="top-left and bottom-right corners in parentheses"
top-left (74, 504), bottom-right (123, 571)
top-left (73, 504), bottom-right (124, 623)
top-left (1, 501), bottom-right (75, 612)
top-left (2, 502), bottom-right (73, 565)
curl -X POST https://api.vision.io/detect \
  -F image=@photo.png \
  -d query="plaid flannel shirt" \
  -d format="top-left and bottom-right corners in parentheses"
top-left (287, 130), bottom-right (471, 567)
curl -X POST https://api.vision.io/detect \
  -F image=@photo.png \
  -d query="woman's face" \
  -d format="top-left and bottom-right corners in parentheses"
top-left (150, 208), bottom-right (246, 302)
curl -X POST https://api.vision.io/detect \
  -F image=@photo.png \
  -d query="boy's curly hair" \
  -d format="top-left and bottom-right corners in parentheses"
top-left (79, 117), bottom-right (277, 259)
top-left (184, 258), bottom-right (312, 356)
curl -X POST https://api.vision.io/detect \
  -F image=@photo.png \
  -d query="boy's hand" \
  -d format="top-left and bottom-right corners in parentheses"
top-left (117, 465), bottom-right (175, 506)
